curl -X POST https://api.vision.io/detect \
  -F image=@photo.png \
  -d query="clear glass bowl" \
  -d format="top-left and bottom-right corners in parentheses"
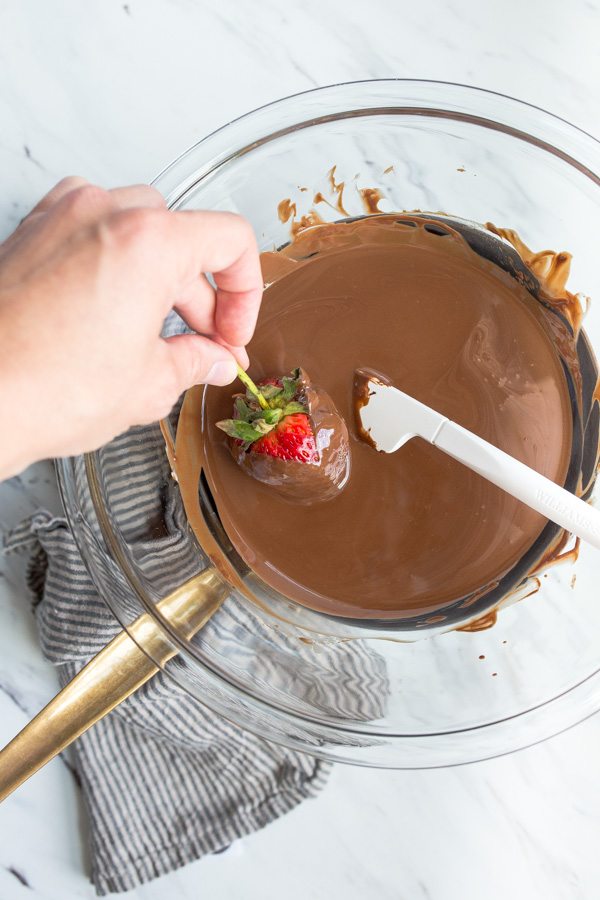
top-left (57, 81), bottom-right (600, 767)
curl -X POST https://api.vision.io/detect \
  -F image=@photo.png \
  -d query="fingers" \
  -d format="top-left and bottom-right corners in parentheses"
top-left (213, 246), bottom-right (265, 348)
top-left (161, 333), bottom-right (239, 394)
top-left (213, 340), bottom-right (249, 370)
top-left (28, 178), bottom-right (165, 230)
top-left (172, 273), bottom-right (251, 368)
top-left (163, 210), bottom-right (264, 349)
top-left (48, 182), bottom-right (166, 228)
top-left (27, 176), bottom-right (90, 216)
top-left (173, 274), bottom-right (218, 336)
top-left (29, 194), bottom-right (262, 353)
top-left (19, 191), bottom-right (262, 394)
top-left (108, 185), bottom-right (166, 210)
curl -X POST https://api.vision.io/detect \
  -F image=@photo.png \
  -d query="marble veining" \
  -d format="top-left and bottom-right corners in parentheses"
top-left (1, 0), bottom-right (600, 897)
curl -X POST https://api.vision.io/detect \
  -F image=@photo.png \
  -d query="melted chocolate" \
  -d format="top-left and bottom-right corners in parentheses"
top-left (191, 215), bottom-right (589, 621)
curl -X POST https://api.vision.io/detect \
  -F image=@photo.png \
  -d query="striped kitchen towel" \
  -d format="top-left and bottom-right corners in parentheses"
top-left (4, 424), bottom-right (389, 895)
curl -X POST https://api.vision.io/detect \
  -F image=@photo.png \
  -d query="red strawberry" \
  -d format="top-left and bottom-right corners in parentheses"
top-left (252, 412), bottom-right (319, 463)
top-left (216, 367), bottom-right (320, 465)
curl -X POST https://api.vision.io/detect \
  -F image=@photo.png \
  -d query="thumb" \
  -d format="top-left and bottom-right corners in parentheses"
top-left (162, 333), bottom-right (239, 392)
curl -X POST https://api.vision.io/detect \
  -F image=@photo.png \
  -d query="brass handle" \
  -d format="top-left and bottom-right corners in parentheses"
top-left (0, 567), bottom-right (228, 802)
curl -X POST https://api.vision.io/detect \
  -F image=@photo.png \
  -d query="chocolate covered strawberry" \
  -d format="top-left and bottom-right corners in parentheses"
top-left (217, 368), bottom-right (319, 463)
top-left (216, 366), bottom-right (350, 504)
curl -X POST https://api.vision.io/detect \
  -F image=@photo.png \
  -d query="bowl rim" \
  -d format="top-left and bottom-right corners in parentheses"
top-left (152, 78), bottom-right (600, 211)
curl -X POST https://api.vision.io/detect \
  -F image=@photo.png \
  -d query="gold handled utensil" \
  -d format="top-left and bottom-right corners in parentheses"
top-left (0, 567), bottom-right (228, 802)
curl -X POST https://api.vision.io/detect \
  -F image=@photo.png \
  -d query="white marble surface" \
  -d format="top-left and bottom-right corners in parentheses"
top-left (1, 1), bottom-right (600, 897)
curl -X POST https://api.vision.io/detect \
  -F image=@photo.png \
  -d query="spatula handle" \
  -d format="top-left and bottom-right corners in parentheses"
top-left (434, 421), bottom-right (600, 549)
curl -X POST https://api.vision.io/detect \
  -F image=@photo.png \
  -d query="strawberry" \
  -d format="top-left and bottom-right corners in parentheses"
top-left (252, 412), bottom-right (318, 462)
top-left (216, 366), bottom-right (320, 464)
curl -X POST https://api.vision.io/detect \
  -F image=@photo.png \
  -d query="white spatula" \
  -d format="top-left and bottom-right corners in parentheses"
top-left (358, 377), bottom-right (600, 550)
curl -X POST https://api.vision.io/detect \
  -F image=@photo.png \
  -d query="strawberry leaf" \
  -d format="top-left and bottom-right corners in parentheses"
top-left (216, 419), bottom-right (262, 442)
top-left (249, 407), bottom-right (283, 425)
top-left (283, 401), bottom-right (306, 416)
top-left (252, 418), bottom-right (277, 435)
top-left (260, 384), bottom-right (284, 402)
top-left (234, 397), bottom-right (252, 422)
top-left (263, 408), bottom-right (284, 425)
top-left (281, 376), bottom-right (298, 401)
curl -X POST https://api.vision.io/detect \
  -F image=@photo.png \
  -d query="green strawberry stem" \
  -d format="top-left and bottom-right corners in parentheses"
top-left (236, 364), bottom-right (269, 410)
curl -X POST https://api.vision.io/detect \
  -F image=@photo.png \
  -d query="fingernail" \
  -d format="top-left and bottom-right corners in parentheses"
top-left (204, 360), bottom-right (238, 386)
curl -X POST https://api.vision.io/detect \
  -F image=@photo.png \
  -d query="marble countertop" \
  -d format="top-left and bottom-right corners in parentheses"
top-left (1, 1), bottom-right (600, 897)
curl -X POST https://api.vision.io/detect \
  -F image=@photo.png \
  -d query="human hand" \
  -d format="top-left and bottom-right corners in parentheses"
top-left (0, 177), bottom-right (263, 479)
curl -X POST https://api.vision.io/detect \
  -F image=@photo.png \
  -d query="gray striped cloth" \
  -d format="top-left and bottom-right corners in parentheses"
top-left (5, 508), bottom-right (333, 895)
top-left (4, 414), bottom-right (389, 896)
top-left (2, 394), bottom-right (343, 897)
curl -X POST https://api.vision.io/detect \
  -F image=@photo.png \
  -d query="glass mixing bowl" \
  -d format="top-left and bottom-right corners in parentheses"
top-left (57, 81), bottom-right (600, 767)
